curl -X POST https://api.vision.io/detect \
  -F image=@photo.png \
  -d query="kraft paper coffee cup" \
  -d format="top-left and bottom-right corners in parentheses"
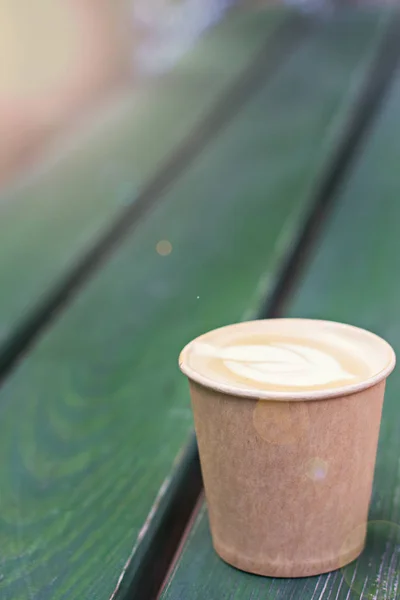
top-left (179, 319), bottom-right (396, 578)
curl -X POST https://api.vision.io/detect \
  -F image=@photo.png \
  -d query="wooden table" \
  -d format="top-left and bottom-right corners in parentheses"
top-left (0, 5), bottom-right (400, 600)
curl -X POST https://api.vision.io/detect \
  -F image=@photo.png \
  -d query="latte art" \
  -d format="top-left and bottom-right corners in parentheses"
top-left (179, 319), bottom-right (394, 398)
top-left (194, 342), bottom-right (356, 387)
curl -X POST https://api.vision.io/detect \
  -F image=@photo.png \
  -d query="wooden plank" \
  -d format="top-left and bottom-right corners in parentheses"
top-left (0, 12), bottom-right (389, 600)
top-left (0, 7), bottom-right (286, 350)
top-left (160, 43), bottom-right (400, 600)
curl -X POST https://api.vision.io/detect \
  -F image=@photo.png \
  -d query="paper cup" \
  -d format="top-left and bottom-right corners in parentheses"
top-left (179, 319), bottom-right (396, 578)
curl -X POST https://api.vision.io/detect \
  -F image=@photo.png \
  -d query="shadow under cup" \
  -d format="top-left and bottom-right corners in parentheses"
top-left (179, 319), bottom-right (396, 578)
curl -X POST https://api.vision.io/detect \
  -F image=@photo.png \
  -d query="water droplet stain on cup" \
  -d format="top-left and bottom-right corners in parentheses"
top-left (253, 400), bottom-right (309, 445)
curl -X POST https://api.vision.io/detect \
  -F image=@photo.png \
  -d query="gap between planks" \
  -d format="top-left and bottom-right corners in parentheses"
top-left (261, 11), bottom-right (400, 319)
top-left (0, 13), bottom-right (310, 388)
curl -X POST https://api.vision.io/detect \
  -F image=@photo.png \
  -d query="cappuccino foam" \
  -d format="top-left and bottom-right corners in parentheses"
top-left (180, 319), bottom-right (394, 398)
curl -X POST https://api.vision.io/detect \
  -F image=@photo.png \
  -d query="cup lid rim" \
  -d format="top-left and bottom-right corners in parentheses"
top-left (179, 318), bottom-right (396, 401)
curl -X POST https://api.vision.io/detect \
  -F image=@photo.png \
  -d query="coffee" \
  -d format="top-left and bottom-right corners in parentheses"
top-left (180, 319), bottom-right (393, 397)
top-left (179, 319), bottom-right (396, 577)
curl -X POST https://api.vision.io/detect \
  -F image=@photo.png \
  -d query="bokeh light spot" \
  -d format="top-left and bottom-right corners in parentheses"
top-left (156, 240), bottom-right (172, 256)
top-left (305, 457), bottom-right (328, 481)
top-left (340, 520), bottom-right (400, 599)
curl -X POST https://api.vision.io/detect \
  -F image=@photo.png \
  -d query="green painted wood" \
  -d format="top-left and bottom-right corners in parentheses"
top-left (0, 7), bottom-right (286, 348)
top-left (0, 12), bottom-right (389, 600)
top-left (160, 40), bottom-right (400, 600)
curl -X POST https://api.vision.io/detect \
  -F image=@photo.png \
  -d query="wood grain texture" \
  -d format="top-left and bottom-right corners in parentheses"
top-left (0, 12), bottom-right (389, 600)
top-left (0, 8), bottom-right (285, 349)
top-left (160, 42), bottom-right (400, 600)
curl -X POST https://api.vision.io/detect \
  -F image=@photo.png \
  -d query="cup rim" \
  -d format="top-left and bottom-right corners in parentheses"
top-left (179, 318), bottom-right (396, 401)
